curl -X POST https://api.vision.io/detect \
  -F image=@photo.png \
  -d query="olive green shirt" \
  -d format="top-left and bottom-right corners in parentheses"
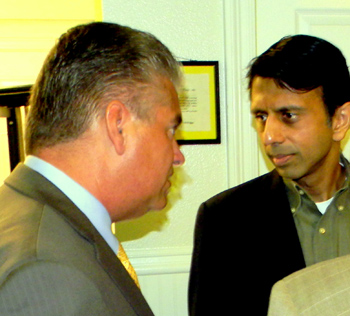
top-left (284, 155), bottom-right (350, 266)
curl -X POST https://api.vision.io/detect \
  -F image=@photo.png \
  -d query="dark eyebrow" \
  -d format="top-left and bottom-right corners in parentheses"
top-left (251, 105), bottom-right (305, 115)
top-left (250, 106), bottom-right (266, 115)
top-left (279, 105), bottom-right (301, 110)
top-left (174, 113), bottom-right (183, 127)
top-left (250, 108), bottom-right (263, 115)
top-left (276, 105), bottom-right (306, 113)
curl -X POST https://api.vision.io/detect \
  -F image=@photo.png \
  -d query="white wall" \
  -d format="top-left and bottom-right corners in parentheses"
top-left (113, 1), bottom-right (350, 314)
top-left (102, 1), bottom-right (231, 314)
top-left (0, 1), bottom-right (257, 315)
top-left (104, 0), bottom-right (229, 265)
top-left (2, 1), bottom-right (348, 315)
top-left (0, 0), bottom-right (99, 182)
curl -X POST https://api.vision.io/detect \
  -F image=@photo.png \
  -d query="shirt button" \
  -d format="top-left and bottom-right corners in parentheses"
top-left (319, 228), bottom-right (326, 234)
top-left (338, 205), bottom-right (344, 211)
top-left (291, 208), bottom-right (296, 214)
top-left (299, 190), bottom-right (304, 195)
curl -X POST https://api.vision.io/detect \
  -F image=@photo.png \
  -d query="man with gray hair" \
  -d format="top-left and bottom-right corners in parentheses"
top-left (0, 22), bottom-right (184, 315)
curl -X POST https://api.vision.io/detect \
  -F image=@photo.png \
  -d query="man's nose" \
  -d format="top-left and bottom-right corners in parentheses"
top-left (173, 140), bottom-right (185, 166)
top-left (262, 117), bottom-right (285, 146)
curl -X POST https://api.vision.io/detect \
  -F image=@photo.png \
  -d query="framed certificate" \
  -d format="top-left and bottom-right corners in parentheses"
top-left (176, 61), bottom-right (220, 145)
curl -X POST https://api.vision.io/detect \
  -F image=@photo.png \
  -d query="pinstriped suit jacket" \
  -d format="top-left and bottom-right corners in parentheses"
top-left (268, 255), bottom-right (350, 316)
top-left (0, 164), bottom-right (154, 316)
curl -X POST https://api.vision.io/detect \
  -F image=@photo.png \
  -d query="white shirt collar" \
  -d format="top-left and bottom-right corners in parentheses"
top-left (24, 155), bottom-right (119, 254)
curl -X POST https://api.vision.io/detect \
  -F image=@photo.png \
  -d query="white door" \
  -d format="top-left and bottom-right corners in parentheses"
top-left (255, 0), bottom-right (350, 174)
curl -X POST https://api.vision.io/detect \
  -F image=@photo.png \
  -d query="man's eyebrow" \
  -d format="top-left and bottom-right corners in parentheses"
top-left (174, 113), bottom-right (183, 127)
top-left (250, 108), bottom-right (263, 115)
top-left (250, 105), bottom-right (305, 114)
top-left (276, 105), bottom-right (306, 113)
top-left (250, 106), bottom-right (267, 115)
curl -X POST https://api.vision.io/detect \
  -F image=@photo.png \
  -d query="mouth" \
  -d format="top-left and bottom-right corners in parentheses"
top-left (270, 154), bottom-right (294, 167)
top-left (165, 172), bottom-right (173, 188)
top-left (164, 170), bottom-right (175, 194)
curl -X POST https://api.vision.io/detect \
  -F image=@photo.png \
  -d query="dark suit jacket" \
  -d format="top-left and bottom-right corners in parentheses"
top-left (0, 164), bottom-right (154, 316)
top-left (188, 170), bottom-right (306, 316)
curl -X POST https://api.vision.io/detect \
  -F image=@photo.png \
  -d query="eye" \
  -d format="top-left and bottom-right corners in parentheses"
top-left (254, 112), bottom-right (267, 123)
top-left (282, 111), bottom-right (298, 122)
top-left (167, 126), bottom-right (176, 138)
top-left (168, 120), bottom-right (182, 138)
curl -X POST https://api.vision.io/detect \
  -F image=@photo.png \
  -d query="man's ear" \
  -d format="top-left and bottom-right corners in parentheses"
top-left (105, 100), bottom-right (131, 155)
top-left (332, 102), bottom-right (350, 142)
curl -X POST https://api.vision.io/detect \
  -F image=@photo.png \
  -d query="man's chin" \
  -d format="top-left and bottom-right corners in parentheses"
top-left (275, 167), bottom-right (303, 181)
top-left (142, 189), bottom-right (171, 214)
top-left (151, 198), bottom-right (168, 212)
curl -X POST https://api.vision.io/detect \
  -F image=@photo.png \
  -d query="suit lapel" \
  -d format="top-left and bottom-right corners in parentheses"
top-left (5, 164), bottom-right (154, 316)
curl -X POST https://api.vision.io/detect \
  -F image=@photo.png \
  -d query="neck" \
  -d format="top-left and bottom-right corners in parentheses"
top-left (35, 139), bottom-right (103, 198)
top-left (294, 159), bottom-right (345, 203)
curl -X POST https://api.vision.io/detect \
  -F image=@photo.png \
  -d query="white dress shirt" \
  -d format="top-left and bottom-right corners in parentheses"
top-left (24, 155), bottom-right (119, 254)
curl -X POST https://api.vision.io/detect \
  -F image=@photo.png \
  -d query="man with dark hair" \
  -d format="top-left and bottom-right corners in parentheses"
top-left (0, 22), bottom-right (184, 315)
top-left (189, 35), bottom-right (350, 315)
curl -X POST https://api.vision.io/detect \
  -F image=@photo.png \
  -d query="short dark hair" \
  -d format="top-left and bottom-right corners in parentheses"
top-left (247, 34), bottom-right (350, 117)
top-left (26, 22), bottom-right (181, 154)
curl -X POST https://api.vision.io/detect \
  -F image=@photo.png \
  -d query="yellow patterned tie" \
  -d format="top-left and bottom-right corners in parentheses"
top-left (117, 243), bottom-right (140, 288)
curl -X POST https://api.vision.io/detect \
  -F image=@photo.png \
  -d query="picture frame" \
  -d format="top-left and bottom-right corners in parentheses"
top-left (176, 61), bottom-right (220, 145)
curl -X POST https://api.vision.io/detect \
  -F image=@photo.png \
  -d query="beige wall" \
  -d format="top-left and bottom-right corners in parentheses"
top-left (102, 3), bottom-right (232, 314)
top-left (8, 1), bottom-right (350, 315)
top-left (102, 1), bottom-right (350, 314)
top-left (0, 0), bottom-right (101, 183)
top-left (105, 0), bottom-right (228, 254)
top-left (0, 2), bottom-right (227, 314)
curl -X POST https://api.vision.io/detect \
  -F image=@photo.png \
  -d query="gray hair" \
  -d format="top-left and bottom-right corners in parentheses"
top-left (26, 22), bottom-right (182, 154)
